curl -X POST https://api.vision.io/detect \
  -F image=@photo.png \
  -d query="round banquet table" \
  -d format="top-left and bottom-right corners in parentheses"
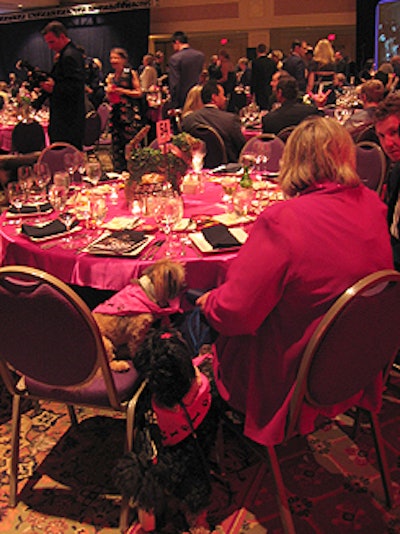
top-left (0, 179), bottom-right (247, 294)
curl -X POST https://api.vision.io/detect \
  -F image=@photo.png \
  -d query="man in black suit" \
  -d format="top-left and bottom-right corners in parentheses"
top-left (262, 77), bottom-right (320, 135)
top-left (182, 80), bottom-right (245, 162)
top-left (168, 31), bottom-right (205, 109)
top-left (40, 20), bottom-right (86, 150)
top-left (282, 40), bottom-right (308, 93)
top-left (250, 43), bottom-right (276, 110)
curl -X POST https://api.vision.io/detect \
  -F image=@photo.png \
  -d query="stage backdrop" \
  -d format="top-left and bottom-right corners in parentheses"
top-left (0, 10), bottom-right (149, 81)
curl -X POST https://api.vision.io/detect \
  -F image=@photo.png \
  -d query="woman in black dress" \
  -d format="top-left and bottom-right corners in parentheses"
top-left (106, 48), bottom-right (143, 172)
top-left (307, 39), bottom-right (338, 106)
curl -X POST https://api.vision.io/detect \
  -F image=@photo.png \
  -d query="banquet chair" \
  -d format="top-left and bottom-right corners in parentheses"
top-left (355, 141), bottom-right (387, 196)
top-left (222, 269), bottom-right (400, 534)
top-left (83, 110), bottom-right (102, 153)
top-left (239, 134), bottom-right (285, 173)
top-left (0, 265), bottom-right (145, 532)
top-left (276, 125), bottom-right (296, 144)
top-left (0, 151), bottom-right (41, 188)
top-left (11, 119), bottom-right (45, 154)
top-left (185, 124), bottom-right (227, 169)
top-left (37, 142), bottom-right (83, 179)
top-left (355, 123), bottom-right (380, 144)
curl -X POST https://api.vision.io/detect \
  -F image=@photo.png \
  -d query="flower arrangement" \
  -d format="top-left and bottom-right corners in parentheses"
top-left (126, 132), bottom-right (202, 191)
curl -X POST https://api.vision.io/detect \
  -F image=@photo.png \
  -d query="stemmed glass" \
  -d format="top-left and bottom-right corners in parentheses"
top-left (7, 182), bottom-right (24, 224)
top-left (64, 152), bottom-right (82, 185)
top-left (33, 163), bottom-right (51, 190)
top-left (153, 191), bottom-right (184, 257)
top-left (90, 194), bottom-right (108, 227)
top-left (86, 160), bottom-right (102, 188)
top-left (220, 176), bottom-right (238, 213)
top-left (17, 165), bottom-right (34, 201)
top-left (59, 210), bottom-right (76, 248)
top-left (48, 184), bottom-right (68, 212)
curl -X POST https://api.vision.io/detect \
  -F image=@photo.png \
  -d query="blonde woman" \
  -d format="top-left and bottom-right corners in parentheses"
top-left (181, 84), bottom-right (203, 118)
top-left (307, 39), bottom-right (338, 104)
top-left (106, 47), bottom-right (143, 171)
top-left (197, 116), bottom-right (392, 447)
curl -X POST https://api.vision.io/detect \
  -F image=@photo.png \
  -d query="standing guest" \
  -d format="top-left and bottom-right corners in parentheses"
top-left (262, 77), bottom-right (320, 134)
top-left (218, 49), bottom-right (235, 99)
top-left (208, 54), bottom-right (222, 81)
top-left (251, 43), bottom-right (276, 110)
top-left (182, 80), bottom-right (245, 163)
top-left (154, 50), bottom-right (165, 79)
top-left (40, 20), bottom-right (86, 149)
top-left (283, 40), bottom-right (308, 93)
top-left (197, 116), bottom-right (393, 447)
top-left (139, 54), bottom-right (158, 93)
top-left (168, 31), bottom-right (204, 109)
top-left (307, 39), bottom-right (337, 105)
top-left (374, 93), bottom-right (400, 270)
top-left (269, 49), bottom-right (284, 71)
top-left (228, 57), bottom-right (251, 113)
top-left (105, 48), bottom-right (143, 172)
top-left (345, 79), bottom-right (385, 139)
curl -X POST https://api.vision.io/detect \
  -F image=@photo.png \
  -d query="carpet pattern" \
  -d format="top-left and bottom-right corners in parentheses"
top-left (1, 379), bottom-right (400, 533)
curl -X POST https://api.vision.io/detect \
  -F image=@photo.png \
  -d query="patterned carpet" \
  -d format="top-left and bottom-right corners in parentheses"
top-left (1, 378), bottom-right (400, 533)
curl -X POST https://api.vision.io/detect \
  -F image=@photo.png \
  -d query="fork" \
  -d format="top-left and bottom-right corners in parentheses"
top-left (141, 239), bottom-right (165, 261)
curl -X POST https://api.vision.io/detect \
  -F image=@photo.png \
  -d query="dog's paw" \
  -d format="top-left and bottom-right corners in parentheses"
top-left (109, 360), bottom-right (131, 372)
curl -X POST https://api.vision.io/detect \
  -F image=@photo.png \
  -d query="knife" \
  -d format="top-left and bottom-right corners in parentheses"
top-left (142, 239), bottom-right (165, 260)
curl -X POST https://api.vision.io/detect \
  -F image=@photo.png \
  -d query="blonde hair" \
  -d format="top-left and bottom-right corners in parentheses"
top-left (313, 39), bottom-right (335, 65)
top-left (182, 85), bottom-right (203, 117)
top-left (279, 116), bottom-right (360, 197)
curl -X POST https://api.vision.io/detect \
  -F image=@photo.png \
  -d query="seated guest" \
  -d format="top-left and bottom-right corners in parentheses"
top-left (374, 93), bottom-right (400, 270)
top-left (345, 79), bottom-right (385, 140)
top-left (197, 116), bottom-right (393, 447)
top-left (181, 84), bottom-right (203, 118)
top-left (262, 76), bottom-right (320, 134)
top-left (182, 80), bottom-right (245, 162)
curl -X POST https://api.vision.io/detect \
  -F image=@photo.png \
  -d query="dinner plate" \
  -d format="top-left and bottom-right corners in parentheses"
top-left (189, 227), bottom-right (248, 254)
top-left (83, 232), bottom-right (154, 257)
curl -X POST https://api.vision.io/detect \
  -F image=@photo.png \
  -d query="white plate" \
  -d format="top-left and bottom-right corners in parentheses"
top-left (189, 227), bottom-right (248, 253)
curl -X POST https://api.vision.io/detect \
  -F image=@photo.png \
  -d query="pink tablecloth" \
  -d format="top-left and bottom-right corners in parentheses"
top-left (0, 180), bottom-right (242, 292)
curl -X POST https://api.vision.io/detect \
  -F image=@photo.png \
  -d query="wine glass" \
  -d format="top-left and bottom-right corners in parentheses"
top-left (7, 182), bottom-right (24, 224)
top-left (33, 162), bottom-right (51, 190)
top-left (153, 191), bottom-right (184, 257)
top-left (17, 165), bottom-right (34, 201)
top-left (59, 210), bottom-right (76, 248)
top-left (220, 176), bottom-right (238, 213)
top-left (48, 184), bottom-right (68, 212)
top-left (64, 152), bottom-right (82, 185)
top-left (90, 194), bottom-right (108, 227)
top-left (86, 160), bottom-right (102, 187)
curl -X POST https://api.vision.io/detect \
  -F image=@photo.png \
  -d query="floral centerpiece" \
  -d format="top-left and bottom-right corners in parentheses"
top-left (126, 132), bottom-right (202, 193)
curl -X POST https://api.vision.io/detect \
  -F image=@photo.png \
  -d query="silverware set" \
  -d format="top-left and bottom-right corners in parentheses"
top-left (141, 239), bottom-right (165, 260)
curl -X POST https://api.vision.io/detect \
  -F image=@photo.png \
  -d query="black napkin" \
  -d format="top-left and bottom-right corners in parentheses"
top-left (202, 224), bottom-right (241, 249)
top-left (89, 229), bottom-right (146, 254)
top-left (9, 202), bottom-right (52, 215)
top-left (21, 219), bottom-right (79, 239)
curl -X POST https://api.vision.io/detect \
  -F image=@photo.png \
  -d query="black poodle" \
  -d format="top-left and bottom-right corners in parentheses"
top-left (112, 326), bottom-right (220, 533)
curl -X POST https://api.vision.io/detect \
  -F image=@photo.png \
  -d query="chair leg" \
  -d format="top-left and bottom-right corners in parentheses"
top-left (9, 394), bottom-right (22, 507)
top-left (368, 411), bottom-right (394, 508)
top-left (67, 404), bottom-right (78, 427)
top-left (267, 445), bottom-right (296, 534)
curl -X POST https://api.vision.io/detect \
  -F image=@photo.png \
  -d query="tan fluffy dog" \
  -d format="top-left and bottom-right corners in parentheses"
top-left (93, 259), bottom-right (186, 371)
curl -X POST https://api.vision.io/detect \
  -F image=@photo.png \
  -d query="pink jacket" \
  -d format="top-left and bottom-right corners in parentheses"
top-left (203, 183), bottom-right (393, 446)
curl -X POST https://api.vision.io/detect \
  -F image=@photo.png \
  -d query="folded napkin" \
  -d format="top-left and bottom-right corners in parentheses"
top-left (202, 224), bottom-right (242, 249)
top-left (21, 218), bottom-right (79, 239)
top-left (89, 229), bottom-right (146, 254)
top-left (9, 202), bottom-right (52, 215)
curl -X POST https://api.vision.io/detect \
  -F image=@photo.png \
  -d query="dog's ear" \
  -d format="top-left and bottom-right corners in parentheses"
top-left (150, 260), bottom-right (185, 307)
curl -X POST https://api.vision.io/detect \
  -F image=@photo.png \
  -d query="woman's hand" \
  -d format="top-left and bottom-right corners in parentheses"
top-left (196, 291), bottom-right (211, 311)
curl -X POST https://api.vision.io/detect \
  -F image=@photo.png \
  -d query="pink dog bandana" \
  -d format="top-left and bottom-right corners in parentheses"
top-left (152, 369), bottom-right (211, 446)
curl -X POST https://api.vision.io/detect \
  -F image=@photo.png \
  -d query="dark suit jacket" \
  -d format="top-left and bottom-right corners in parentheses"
top-left (48, 40), bottom-right (86, 149)
top-left (282, 54), bottom-right (307, 92)
top-left (168, 47), bottom-right (205, 109)
top-left (182, 105), bottom-right (245, 163)
top-left (250, 55), bottom-right (276, 110)
top-left (262, 100), bottom-right (320, 135)
top-left (386, 162), bottom-right (400, 270)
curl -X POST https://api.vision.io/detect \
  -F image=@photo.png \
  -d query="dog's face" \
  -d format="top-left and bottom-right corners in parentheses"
top-left (144, 259), bottom-right (186, 308)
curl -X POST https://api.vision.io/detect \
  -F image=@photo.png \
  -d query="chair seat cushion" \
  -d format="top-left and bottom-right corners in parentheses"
top-left (25, 363), bottom-right (140, 407)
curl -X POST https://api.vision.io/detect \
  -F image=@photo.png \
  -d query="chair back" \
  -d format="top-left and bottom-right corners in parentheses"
top-left (0, 266), bottom-right (122, 407)
top-left (37, 142), bottom-right (83, 179)
top-left (356, 123), bottom-right (380, 144)
top-left (97, 102), bottom-right (111, 133)
top-left (239, 134), bottom-right (285, 173)
top-left (83, 110), bottom-right (102, 148)
top-left (276, 126), bottom-right (296, 144)
top-left (355, 141), bottom-right (387, 195)
top-left (186, 124), bottom-right (227, 169)
top-left (12, 120), bottom-right (45, 154)
top-left (287, 270), bottom-right (400, 438)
